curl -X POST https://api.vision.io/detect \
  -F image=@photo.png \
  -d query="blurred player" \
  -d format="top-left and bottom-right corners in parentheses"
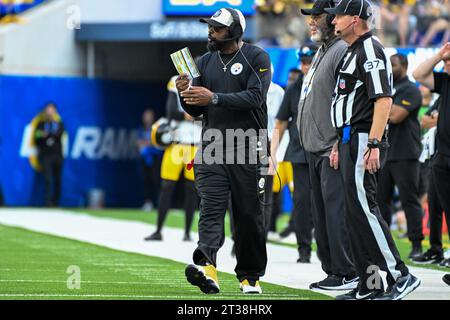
top-left (144, 76), bottom-right (199, 242)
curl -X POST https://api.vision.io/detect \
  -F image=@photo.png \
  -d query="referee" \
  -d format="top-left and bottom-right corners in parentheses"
top-left (175, 8), bottom-right (271, 294)
top-left (325, 0), bottom-right (420, 300)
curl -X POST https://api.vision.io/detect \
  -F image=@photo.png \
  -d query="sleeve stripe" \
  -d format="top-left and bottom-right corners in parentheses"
top-left (363, 38), bottom-right (383, 95)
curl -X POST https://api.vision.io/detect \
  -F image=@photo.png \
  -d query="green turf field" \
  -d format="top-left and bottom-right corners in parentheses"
top-left (0, 224), bottom-right (329, 300)
top-left (72, 208), bottom-right (450, 272)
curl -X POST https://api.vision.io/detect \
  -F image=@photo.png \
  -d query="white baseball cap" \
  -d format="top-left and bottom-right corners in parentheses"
top-left (199, 8), bottom-right (246, 33)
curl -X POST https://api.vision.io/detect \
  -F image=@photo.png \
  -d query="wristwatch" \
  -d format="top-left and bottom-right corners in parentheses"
top-left (367, 138), bottom-right (380, 149)
top-left (210, 93), bottom-right (219, 105)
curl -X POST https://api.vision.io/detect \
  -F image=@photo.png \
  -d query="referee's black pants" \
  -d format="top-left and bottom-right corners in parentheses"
top-left (377, 160), bottom-right (424, 246)
top-left (339, 133), bottom-right (409, 287)
top-left (309, 153), bottom-right (355, 277)
top-left (431, 153), bottom-right (450, 244)
top-left (193, 163), bottom-right (267, 281)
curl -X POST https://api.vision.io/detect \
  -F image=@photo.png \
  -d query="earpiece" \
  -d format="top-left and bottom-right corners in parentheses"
top-left (227, 8), bottom-right (243, 42)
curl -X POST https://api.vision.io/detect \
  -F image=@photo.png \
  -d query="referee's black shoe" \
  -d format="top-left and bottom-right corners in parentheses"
top-left (310, 275), bottom-right (359, 291)
top-left (411, 248), bottom-right (444, 264)
top-left (375, 273), bottom-right (421, 300)
top-left (335, 282), bottom-right (385, 300)
top-left (443, 274), bottom-right (450, 286)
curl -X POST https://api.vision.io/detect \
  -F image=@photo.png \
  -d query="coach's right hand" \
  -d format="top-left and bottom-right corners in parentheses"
top-left (175, 74), bottom-right (190, 92)
top-left (329, 141), bottom-right (339, 170)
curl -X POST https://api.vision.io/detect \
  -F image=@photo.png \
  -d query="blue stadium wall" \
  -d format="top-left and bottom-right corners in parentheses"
top-left (0, 76), bottom-right (166, 207)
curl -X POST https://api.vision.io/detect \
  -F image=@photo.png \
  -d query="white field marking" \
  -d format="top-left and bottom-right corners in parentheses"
top-left (0, 279), bottom-right (160, 285)
top-left (0, 268), bottom-right (114, 273)
top-left (0, 208), bottom-right (449, 300)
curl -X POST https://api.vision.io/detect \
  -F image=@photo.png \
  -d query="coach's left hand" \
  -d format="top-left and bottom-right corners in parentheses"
top-left (181, 86), bottom-right (214, 106)
top-left (364, 147), bottom-right (380, 174)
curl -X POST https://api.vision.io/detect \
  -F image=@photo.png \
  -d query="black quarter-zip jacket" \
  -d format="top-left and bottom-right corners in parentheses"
top-left (179, 43), bottom-right (272, 158)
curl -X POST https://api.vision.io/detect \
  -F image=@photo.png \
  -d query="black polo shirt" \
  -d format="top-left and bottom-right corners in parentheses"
top-left (433, 72), bottom-right (450, 157)
top-left (276, 75), bottom-right (308, 164)
top-left (387, 77), bottom-right (422, 161)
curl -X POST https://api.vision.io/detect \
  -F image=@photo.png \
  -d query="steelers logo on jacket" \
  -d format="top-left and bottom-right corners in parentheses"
top-left (231, 63), bottom-right (243, 75)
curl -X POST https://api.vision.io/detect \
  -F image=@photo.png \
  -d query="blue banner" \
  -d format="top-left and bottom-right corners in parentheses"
top-left (163, 0), bottom-right (255, 16)
top-left (0, 76), bottom-right (165, 207)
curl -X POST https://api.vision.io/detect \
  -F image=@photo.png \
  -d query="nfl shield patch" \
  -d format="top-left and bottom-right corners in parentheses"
top-left (339, 79), bottom-right (346, 90)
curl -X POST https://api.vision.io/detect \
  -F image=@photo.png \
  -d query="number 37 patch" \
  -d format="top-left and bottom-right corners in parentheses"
top-left (364, 59), bottom-right (385, 72)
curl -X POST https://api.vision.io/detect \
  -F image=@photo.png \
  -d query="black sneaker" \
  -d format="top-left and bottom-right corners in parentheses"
top-left (375, 273), bottom-right (421, 300)
top-left (144, 231), bottom-right (162, 241)
top-left (336, 283), bottom-right (384, 300)
top-left (183, 233), bottom-right (192, 242)
top-left (408, 244), bottom-right (422, 260)
top-left (443, 274), bottom-right (450, 286)
top-left (297, 247), bottom-right (311, 263)
top-left (412, 248), bottom-right (444, 264)
top-left (310, 275), bottom-right (359, 291)
top-left (439, 257), bottom-right (450, 268)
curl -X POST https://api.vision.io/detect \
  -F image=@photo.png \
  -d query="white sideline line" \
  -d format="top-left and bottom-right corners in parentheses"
top-left (0, 208), bottom-right (449, 300)
top-left (0, 280), bottom-right (161, 285)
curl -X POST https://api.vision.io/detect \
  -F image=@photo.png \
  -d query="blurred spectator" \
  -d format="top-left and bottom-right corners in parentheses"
top-left (255, 0), bottom-right (313, 47)
top-left (255, 0), bottom-right (450, 47)
top-left (0, 0), bottom-right (37, 24)
top-left (410, 0), bottom-right (450, 46)
top-left (34, 103), bottom-right (64, 207)
top-left (419, 0), bottom-right (450, 46)
top-left (378, 0), bottom-right (415, 47)
top-left (136, 109), bottom-right (162, 212)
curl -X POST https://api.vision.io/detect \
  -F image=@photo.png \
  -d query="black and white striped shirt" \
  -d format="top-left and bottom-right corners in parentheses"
top-left (331, 31), bottom-right (393, 130)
